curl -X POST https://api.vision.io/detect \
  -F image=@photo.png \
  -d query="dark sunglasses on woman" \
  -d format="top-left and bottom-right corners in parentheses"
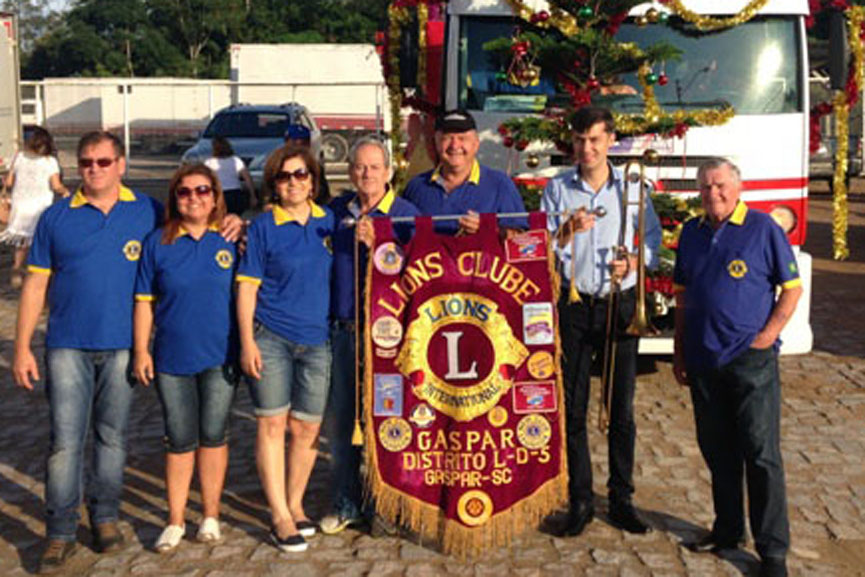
top-left (176, 185), bottom-right (213, 199)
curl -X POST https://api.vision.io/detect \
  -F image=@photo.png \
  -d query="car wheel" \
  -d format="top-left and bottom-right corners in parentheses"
top-left (321, 133), bottom-right (350, 163)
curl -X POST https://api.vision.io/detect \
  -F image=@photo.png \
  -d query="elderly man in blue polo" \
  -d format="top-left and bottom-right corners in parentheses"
top-left (403, 109), bottom-right (525, 235)
top-left (673, 158), bottom-right (802, 577)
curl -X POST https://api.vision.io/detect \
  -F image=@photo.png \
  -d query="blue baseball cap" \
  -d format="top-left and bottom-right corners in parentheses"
top-left (284, 124), bottom-right (311, 141)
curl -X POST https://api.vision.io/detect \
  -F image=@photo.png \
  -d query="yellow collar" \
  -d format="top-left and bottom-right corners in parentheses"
top-left (273, 201), bottom-right (326, 225)
top-left (69, 185), bottom-right (136, 208)
top-left (431, 160), bottom-right (481, 186)
top-left (174, 222), bottom-right (219, 241)
top-left (702, 200), bottom-right (748, 227)
top-left (350, 187), bottom-right (396, 215)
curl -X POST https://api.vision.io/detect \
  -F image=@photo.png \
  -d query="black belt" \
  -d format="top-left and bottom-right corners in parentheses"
top-left (332, 319), bottom-right (356, 331)
top-left (574, 287), bottom-right (635, 307)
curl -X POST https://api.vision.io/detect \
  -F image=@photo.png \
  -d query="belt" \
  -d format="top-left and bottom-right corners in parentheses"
top-left (333, 319), bottom-right (356, 332)
top-left (574, 287), bottom-right (636, 307)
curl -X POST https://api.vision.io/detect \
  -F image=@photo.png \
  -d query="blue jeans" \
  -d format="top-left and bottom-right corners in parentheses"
top-left (156, 366), bottom-right (238, 453)
top-left (248, 324), bottom-right (331, 421)
top-left (44, 348), bottom-right (135, 541)
top-left (324, 323), bottom-right (362, 517)
top-left (689, 346), bottom-right (790, 561)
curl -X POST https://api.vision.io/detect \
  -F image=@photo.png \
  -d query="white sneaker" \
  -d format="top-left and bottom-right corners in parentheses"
top-left (196, 517), bottom-right (221, 542)
top-left (154, 524), bottom-right (185, 553)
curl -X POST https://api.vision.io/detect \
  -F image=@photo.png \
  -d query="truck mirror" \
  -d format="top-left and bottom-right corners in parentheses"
top-left (828, 10), bottom-right (848, 90)
top-left (399, 13), bottom-right (419, 89)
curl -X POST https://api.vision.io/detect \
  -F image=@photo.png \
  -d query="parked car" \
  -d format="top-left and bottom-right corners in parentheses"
top-left (181, 103), bottom-right (321, 173)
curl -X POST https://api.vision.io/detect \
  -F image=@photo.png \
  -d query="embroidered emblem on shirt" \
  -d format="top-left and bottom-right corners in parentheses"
top-left (123, 240), bottom-right (142, 262)
top-left (215, 249), bottom-right (233, 269)
top-left (322, 236), bottom-right (333, 254)
top-left (788, 261), bottom-right (798, 275)
top-left (728, 259), bottom-right (748, 279)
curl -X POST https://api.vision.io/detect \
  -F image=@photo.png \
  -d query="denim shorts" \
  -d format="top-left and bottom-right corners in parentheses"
top-left (248, 323), bottom-right (331, 421)
top-left (155, 365), bottom-right (238, 453)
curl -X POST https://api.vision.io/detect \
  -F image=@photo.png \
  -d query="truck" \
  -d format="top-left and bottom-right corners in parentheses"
top-left (394, 0), bottom-right (819, 355)
top-left (0, 12), bottom-right (21, 177)
top-left (229, 43), bottom-right (389, 163)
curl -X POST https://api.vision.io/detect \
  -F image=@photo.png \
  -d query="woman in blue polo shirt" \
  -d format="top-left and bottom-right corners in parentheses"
top-left (132, 164), bottom-right (237, 552)
top-left (236, 145), bottom-right (334, 553)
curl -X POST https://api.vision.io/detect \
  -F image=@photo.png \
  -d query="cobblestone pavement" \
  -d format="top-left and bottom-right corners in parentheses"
top-left (0, 193), bottom-right (863, 576)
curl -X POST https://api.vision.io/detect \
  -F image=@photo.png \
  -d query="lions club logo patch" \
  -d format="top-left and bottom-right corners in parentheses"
top-left (215, 249), bottom-right (233, 269)
top-left (727, 259), bottom-right (748, 279)
top-left (123, 240), bottom-right (142, 262)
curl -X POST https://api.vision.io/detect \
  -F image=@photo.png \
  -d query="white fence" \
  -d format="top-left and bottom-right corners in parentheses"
top-left (20, 77), bottom-right (389, 165)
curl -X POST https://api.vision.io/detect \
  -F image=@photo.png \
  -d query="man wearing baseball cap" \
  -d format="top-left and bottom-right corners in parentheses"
top-left (403, 109), bottom-right (525, 235)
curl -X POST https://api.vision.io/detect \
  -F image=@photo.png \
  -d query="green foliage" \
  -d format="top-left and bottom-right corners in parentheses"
top-left (22, 0), bottom-right (390, 79)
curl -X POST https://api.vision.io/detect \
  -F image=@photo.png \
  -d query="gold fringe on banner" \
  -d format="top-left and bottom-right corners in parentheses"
top-left (362, 229), bottom-right (569, 557)
top-left (832, 91), bottom-right (850, 261)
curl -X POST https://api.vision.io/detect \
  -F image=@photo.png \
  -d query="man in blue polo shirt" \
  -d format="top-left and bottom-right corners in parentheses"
top-left (673, 158), bottom-right (802, 577)
top-left (403, 109), bottom-right (525, 235)
top-left (12, 131), bottom-right (161, 572)
top-left (321, 136), bottom-right (419, 535)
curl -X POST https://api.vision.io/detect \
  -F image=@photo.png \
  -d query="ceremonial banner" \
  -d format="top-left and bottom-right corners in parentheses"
top-left (364, 213), bottom-right (567, 556)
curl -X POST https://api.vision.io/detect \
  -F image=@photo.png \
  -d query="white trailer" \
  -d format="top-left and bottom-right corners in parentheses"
top-left (0, 12), bottom-right (21, 175)
top-left (229, 43), bottom-right (389, 162)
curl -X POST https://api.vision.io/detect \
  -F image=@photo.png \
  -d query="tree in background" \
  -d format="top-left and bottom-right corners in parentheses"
top-left (22, 0), bottom-right (390, 79)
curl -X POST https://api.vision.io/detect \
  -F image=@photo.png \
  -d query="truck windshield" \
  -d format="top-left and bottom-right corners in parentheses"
top-left (458, 16), bottom-right (802, 115)
top-left (203, 112), bottom-right (291, 138)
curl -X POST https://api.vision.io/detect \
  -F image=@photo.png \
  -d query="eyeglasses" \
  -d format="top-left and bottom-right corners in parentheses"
top-left (176, 185), bottom-right (213, 199)
top-left (274, 168), bottom-right (310, 183)
top-left (78, 157), bottom-right (117, 168)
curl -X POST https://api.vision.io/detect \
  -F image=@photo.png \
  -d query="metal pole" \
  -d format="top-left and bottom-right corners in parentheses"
top-left (342, 209), bottom-right (605, 225)
top-left (122, 83), bottom-right (130, 175)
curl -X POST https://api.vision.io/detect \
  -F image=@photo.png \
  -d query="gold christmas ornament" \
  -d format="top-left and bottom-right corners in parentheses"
top-left (642, 149), bottom-right (660, 165)
top-left (525, 153), bottom-right (541, 168)
top-left (646, 8), bottom-right (660, 24)
top-left (636, 15), bottom-right (648, 27)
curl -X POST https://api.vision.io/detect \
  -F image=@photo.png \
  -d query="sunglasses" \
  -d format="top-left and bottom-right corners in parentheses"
top-left (274, 168), bottom-right (310, 183)
top-left (78, 157), bottom-right (117, 168)
top-left (176, 185), bottom-right (213, 199)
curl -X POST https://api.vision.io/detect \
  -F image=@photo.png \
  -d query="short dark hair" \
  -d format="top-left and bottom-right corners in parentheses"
top-left (263, 144), bottom-right (321, 203)
top-left (24, 126), bottom-right (56, 157)
top-left (211, 136), bottom-right (234, 158)
top-left (569, 106), bottom-right (615, 134)
top-left (77, 131), bottom-right (125, 159)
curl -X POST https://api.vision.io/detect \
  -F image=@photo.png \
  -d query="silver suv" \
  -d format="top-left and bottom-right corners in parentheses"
top-left (181, 103), bottom-right (321, 168)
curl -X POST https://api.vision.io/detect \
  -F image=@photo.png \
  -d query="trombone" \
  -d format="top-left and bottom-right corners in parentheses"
top-left (598, 150), bottom-right (659, 433)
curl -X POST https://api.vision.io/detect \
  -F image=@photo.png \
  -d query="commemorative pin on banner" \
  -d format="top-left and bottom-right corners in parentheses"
top-left (364, 213), bottom-right (568, 556)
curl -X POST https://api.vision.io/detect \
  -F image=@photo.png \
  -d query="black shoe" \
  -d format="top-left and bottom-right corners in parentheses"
top-left (683, 533), bottom-right (744, 554)
top-left (39, 539), bottom-right (76, 574)
top-left (608, 501), bottom-right (652, 534)
top-left (759, 557), bottom-right (787, 577)
top-left (559, 503), bottom-right (595, 537)
top-left (92, 522), bottom-right (125, 553)
top-left (269, 528), bottom-right (307, 553)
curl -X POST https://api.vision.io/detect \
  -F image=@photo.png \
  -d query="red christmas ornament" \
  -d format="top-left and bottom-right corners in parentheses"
top-left (497, 124), bottom-right (509, 136)
top-left (503, 136), bottom-right (515, 148)
top-left (537, 10), bottom-right (550, 22)
top-left (515, 139), bottom-right (529, 151)
top-left (658, 73), bottom-right (669, 86)
top-left (587, 76), bottom-right (600, 90)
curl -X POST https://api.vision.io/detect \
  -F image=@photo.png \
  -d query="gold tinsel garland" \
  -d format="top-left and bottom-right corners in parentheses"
top-left (830, 5), bottom-right (865, 260)
top-left (662, 0), bottom-right (770, 31)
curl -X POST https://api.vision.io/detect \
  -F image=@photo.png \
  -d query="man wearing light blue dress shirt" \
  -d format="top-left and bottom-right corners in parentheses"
top-left (541, 106), bottom-right (661, 537)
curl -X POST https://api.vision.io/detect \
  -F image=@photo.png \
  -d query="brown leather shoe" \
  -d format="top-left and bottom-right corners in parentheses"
top-left (39, 539), bottom-right (76, 574)
top-left (92, 521), bottom-right (125, 553)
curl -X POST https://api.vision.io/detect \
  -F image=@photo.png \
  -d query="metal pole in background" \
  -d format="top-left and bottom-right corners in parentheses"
top-left (122, 83), bottom-right (130, 174)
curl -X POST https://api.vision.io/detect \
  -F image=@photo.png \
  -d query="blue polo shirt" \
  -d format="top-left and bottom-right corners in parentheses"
top-left (28, 187), bottom-right (163, 350)
top-left (236, 202), bottom-right (335, 345)
top-left (134, 225), bottom-right (237, 375)
top-left (403, 160), bottom-right (526, 234)
top-left (330, 188), bottom-right (420, 321)
top-left (673, 201), bottom-right (801, 370)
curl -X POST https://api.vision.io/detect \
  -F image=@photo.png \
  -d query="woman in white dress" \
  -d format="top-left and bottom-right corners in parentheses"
top-left (204, 137), bottom-right (256, 215)
top-left (1, 127), bottom-right (68, 286)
